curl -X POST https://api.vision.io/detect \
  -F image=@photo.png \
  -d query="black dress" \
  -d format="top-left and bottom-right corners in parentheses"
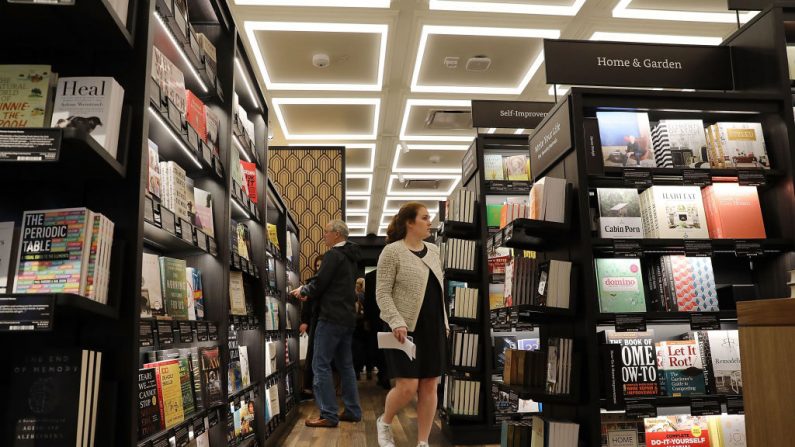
top-left (384, 245), bottom-right (446, 378)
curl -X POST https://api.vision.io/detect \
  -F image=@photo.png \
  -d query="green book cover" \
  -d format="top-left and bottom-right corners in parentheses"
top-left (177, 358), bottom-right (196, 415)
top-left (159, 256), bottom-right (189, 319)
top-left (486, 204), bottom-right (502, 228)
top-left (595, 258), bottom-right (647, 313)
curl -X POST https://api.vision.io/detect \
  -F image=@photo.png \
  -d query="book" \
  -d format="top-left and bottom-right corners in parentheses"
top-left (265, 341), bottom-right (277, 376)
top-left (144, 359), bottom-right (185, 429)
top-left (596, 111), bottom-right (655, 167)
top-left (137, 368), bottom-right (162, 438)
top-left (13, 208), bottom-right (93, 295)
top-left (703, 330), bottom-right (743, 395)
top-left (151, 46), bottom-right (186, 113)
top-left (159, 161), bottom-right (190, 222)
top-left (600, 330), bottom-right (658, 398)
top-left (229, 271), bottom-right (247, 316)
top-left (239, 345), bottom-right (251, 387)
top-left (199, 347), bottom-right (222, 407)
top-left (204, 107), bottom-right (221, 157)
top-left (651, 120), bottom-right (710, 168)
top-left (656, 340), bottom-right (706, 396)
top-left (159, 257), bottom-right (189, 320)
top-left (147, 140), bottom-right (162, 199)
top-left (644, 416), bottom-right (710, 447)
top-left (266, 223), bottom-right (280, 250)
top-left (197, 33), bottom-right (217, 79)
top-left (595, 258), bottom-right (646, 313)
top-left (0, 221), bottom-right (15, 293)
top-left (708, 415), bottom-right (746, 447)
top-left (702, 183), bottom-right (765, 239)
top-left (141, 252), bottom-right (164, 317)
top-left (185, 90), bottom-right (206, 141)
top-left (192, 187), bottom-right (214, 239)
top-left (639, 186), bottom-right (709, 239)
top-left (596, 188), bottom-right (643, 239)
top-left (186, 267), bottom-right (204, 320)
top-left (504, 154), bottom-right (530, 181)
top-left (0, 65), bottom-right (56, 127)
top-left (51, 77), bottom-right (125, 158)
top-left (666, 256), bottom-right (718, 312)
top-left (711, 122), bottom-right (769, 169)
top-left (240, 161), bottom-right (258, 203)
top-left (484, 154), bottom-right (505, 180)
top-left (601, 414), bottom-right (642, 447)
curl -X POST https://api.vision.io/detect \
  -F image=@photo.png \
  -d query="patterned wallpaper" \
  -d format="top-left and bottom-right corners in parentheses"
top-left (268, 147), bottom-right (345, 282)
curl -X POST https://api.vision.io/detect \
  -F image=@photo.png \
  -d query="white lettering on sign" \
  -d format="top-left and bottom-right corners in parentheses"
top-left (498, 109), bottom-right (548, 119)
top-left (597, 57), bottom-right (631, 67)
top-left (597, 56), bottom-right (684, 70)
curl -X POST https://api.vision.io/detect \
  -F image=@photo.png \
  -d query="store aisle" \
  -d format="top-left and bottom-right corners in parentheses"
top-left (280, 378), bottom-right (498, 447)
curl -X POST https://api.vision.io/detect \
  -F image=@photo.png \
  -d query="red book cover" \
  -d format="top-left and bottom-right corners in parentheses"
top-left (143, 359), bottom-right (179, 429)
top-left (240, 161), bottom-right (257, 203)
top-left (185, 90), bottom-right (207, 141)
top-left (644, 416), bottom-right (710, 447)
top-left (702, 183), bottom-right (765, 239)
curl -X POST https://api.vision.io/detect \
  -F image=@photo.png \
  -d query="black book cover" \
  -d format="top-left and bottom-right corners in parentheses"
top-left (583, 117), bottom-right (604, 175)
top-left (599, 343), bottom-right (624, 409)
top-left (199, 347), bottom-right (222, 407)
top-left (137, 368), bottom-right (162, 438)
top-left (8, 349), bottom-right (88, 447)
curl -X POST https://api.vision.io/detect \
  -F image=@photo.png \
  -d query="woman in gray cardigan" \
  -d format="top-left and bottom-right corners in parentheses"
top-left (375, 202), bottom-right (448, 447)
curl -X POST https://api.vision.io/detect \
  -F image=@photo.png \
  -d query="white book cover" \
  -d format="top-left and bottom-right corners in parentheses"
top-left (239, 346), bottom-right (250, 387)
top-left (0, 221), bottom-right (15, 293)
top-left (268, 384), bottom-right (280, 416)
top-left (657, 119), bottom-right (710, 168)
top-left (484, 154), bottom-right (505, 180)
top-left (151, 46), bottom-right (186, 113)
top-left (147, 140), bottom-right (161, 199)
top-left (160, 161), bottom-right (190, 222)
top-left (51, 77), bottom-right (125, 158)
top-left (193, 187), bottom-right (215, 238)
top-left (597, 188), bottom-right (643, 239)
top-left (718, 415), bottom-right (747, 447)
top-left (706, 330), bottom-right (742, 395)
top-left (715, 122), bottom-right (770, 169)
top-left (229, 271), bottom-right (247, 316)
top-left (644, 186), bottom-right (709, 239)
top-left (141, 253), bottom-right (163, 317)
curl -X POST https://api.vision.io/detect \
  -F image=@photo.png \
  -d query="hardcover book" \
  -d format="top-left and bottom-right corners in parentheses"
top-left (151, 46), bottom-right (186, 113)
top-left (204, 107), bottom-right (221, 157)
top-left (644, 416), bottom-right (710, 447)
top-left (159, 257), bottom-right (189, 320)
top-left (597, 188), bottom-right (644, 239)
top-left (144, 359), bottom-right (185, 429)
top-left (199, 347), bottom-right (222, 407)
top-left (185, 90), bottom-right (206, 141)
top-left (709, 415), bottom-right (746, 447)
top-left (704, 330), bottom-right (742, 395)
top-left (193, 187), bottom-right (215, 238)
top-left (595, 258), bottom-right (646, 313)
top-left (240, 161), bottom-right (258, 203)
top-left (0, 221), bottom-right (14, 293)
top-left (651, 120), bottom-right (709, 168)
top-left (702, 183), bottom-right (765, 239)
top-left (504, 154), bottom-right (530, 181)
top-left (639, 186), bottom-right (709, 239)
top-left (484, 154), bottom-right (505, 180)
top-left (596, 111), bottom-right (655, 167)
top-left (229, 271), bottom-right (247, 316)
top-left (159, 161), bottom-right (190, 222)
top-left (239, 346), bottom-right (251, 387)
top-left (600, 330), bottom-right (658, 398)
top-left (51, 77), bottom-right (125, 158)
top-left (147, 140), bottom-right (161, 199)
top-left (0, 64), bottom-right (55, 127)
top-left (712, 122), bottom-right (769, 169)
top-left (667, 256), bottom-right (719, 312)
top-left (186, 267), bottom-right (204, 320)
top-left (656, 340), bottom-right (706, 396)
top-left (137, 368), bottom-right (162, 438)
top-left (141, 252), bottom-right (164, 317)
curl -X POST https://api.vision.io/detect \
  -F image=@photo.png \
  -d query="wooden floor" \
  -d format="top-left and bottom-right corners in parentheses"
top-left (280, 376), bottom-right (499, 447)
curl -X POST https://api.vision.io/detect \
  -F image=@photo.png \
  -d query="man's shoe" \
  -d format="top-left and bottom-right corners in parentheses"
top-left (376, 415), bottom-right (396, 447)
top-left (304, 418), bottom-right (338, 428)
top-left (338, 412), bottom-right (361, 422)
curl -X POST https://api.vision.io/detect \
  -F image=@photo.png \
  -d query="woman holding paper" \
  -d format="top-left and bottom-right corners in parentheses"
top-left (375, 202), bottom-right (448, 447)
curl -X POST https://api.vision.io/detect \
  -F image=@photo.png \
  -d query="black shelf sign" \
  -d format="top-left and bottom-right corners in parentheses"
top-left (161, 208), bottom-right (177, 235)
top-left (0, 294), bottom-right (54, 331)
top-left (529, 99), bottom-right (572, 179)
top-left (690, 313), bottom-right (721, 331)
top-left (613, 239), bottom-right (643, 258)
top-left (208, 409), bottom-right (220, 428)
top-left (728, 0), bottom-right (774, 10)
top-left (726, 396), bottom-right (744, 415)
top-left (690, 397), bottom-right (723, 416)
top-left (615, 314), bottom-right (647, 332)
top-left (157, 320), bottom-right (174, 347)
top-left (471, 100), bottom-right (553, 129)
top-left (544, 39), bottom-right (733, 90)
top-left (193, 416), bottom-right (206, 437)
top-left (151, 432), bottom-right (172, 447)
top-left (738, 170), bottom-right (766, 187)
top-left (734, 240), bottom-right (763, 257)
top-left (623, 168), bottom-right (653, 188)
top-left (0, 128), bottom-right (61, 161)
top-left (625, 400), bottom-right (657, 419)
top-left (684, 240), bottom-right (713, 258)
top-left (174, 423), bottom-right (190, 447)
top-left (196, 321), bottom-right (209, 341)
top-left (682, 169), bottom-right (712, 187)
top-left (178, 321), bottom-right (194, 343)
top-left (139, 320), bottom-right (155, 347)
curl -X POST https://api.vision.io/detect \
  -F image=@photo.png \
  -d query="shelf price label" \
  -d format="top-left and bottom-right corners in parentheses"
top-left (625, 400), bottom-right (657, 419)
top-left (682, 169), bottom-right (712, 187)
top-left (0, 128), bottom-right (61, 161)
top-left (726, 396), bottom-right (744, 415)
top-left (613, 239), bottom-right (643, 258)
top-left (684, 240), bottom-right (713, 257)
top-left (208, 409), bottom-right (220, 428)
top-left (734, 240), bottom-right (763, 257)
top-left (0, 294), bottom-right (54, 332)
top-left (690, 397), bottom-right (723, 416)
top-left (174, 423), bottom-right (190, 447)
top-left (160, 208), bottom-right (177, 235)
top-left (208, 322), bottom-right (219, 341)
top-left (156, 320), bottom-right (174, 347)
top-left (178, 321), bottom-right (194, 343)
top-left (151, 432), bottom-right (173, 447)
top-left (196, 321), bottom-right (209, 341)
top-left (623, 168), bottom-right (653, 188)
top-left (144, 196), bottom-right (155, 224)
top-left (139, 320), bottom-right (155, 347)
top-left (614, 314), bottom-right (647, 332)
top-left (738, 170), bottom-right (766, 187)
top-left (689, 313), bottom-right (721, 331)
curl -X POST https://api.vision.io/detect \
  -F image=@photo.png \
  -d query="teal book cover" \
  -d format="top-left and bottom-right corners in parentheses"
top-left (595, 258), bottom-right (647, 313)
top-left (657, 340), bottom-right (706, 397)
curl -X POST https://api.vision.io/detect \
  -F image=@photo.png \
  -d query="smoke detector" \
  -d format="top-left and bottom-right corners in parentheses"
top-left (313, 53), bottom-right (330, 68)
top-left (429, 155), bottom-right (441, 164)
top-left (466, 56), bottom-right (491, 72)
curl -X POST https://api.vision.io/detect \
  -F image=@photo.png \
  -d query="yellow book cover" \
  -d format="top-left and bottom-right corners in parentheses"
top-left (0, 65), bottom-right (53, 127)
top-left (267, 223), bottom-right (280, 250)
top-left (156, 361), bottom-right (185, 428)
top-left (707, 416), bottom-right (723, 447)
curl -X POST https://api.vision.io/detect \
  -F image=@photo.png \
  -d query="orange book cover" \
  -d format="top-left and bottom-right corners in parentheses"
top-left (500, 204), bottom-right (508, 229)
top-left (702, 183), bottom-right (765, 238)
top-left (185, 90), bottom-right (207, 141)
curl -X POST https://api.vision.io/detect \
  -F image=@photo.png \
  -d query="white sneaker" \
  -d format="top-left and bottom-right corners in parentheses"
top-left (376, 415), bottom-right (396, 447)
top-left (417, 443), bottom-right (430, 447)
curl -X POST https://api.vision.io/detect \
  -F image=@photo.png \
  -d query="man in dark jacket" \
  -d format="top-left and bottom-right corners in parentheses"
top-left (290, 220), bottom-right (362, 428)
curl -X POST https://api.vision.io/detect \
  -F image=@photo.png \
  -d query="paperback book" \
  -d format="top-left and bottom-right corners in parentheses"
top-left (0, 64), bottom-right (56, 127)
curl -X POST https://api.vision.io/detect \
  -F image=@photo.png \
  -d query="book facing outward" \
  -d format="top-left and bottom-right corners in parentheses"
top-left (240, 161), bottom-right (258, 203)
top-left (159, 161), bottom-right (190, 222)
top-left (143, 359), bottom-right (185, 430)
top-left (596, 111), bottom-right (656, 167)
top-left (159, 256), bottom-right (189, 320)
top-left (707, 122), bottom-right (769, 169)
top-left (656, 339), bottom-right (706, 397)
top-left (140, 252), bottom-right (164, 318)
top-left (229, 271), bottom-right (247, 316)
top-left (639, 186), bottom-right (709, 239)
top-left (701, 183), bottom-right (765, 239)
top-left (644, 416), bottom-right (710, 447)
top-left (484, 154), bottom-right (505, 180)
top-left (151, 46), bottom-right (186, 113)
top-left (51, 77), bottom-right (125, 158)
top-left (595, 258), bottom-right (646, 313)
top-left (596, 188), bottom-right (643, 239)
top-left (651, 119), bottom-right (710, 169)
top-left (147, 140), bottom-right (161, 199)
top-left (504, 154), bottom-right (531, 181)
top-left (185, 90), bottom-right (206, 141)
top-left (600, 330), bottom-right (658, 398)
top-left (193, 187), bottom-right (215, 238)
top-left (0, 65), bottom-right (57, 128)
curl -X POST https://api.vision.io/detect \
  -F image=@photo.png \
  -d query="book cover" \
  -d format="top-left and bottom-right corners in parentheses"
top-left (141, 252), bottom-right (164, 317)
top-left (193, 187), bottom-right (215, 239)
top-left (160, 161), bottom-right (190, 222)
top-left (240, 161), bottom-right (258, 203)
top-left (266, 223), bottom-right (280, 250)
top-left (705, 330), bottom-right (742, 395)
top-left (714, 415), bottom-right (746, 447)
top-left (601, 330), bottom-right (658, 397)
top-left (597, 188), bottom-right (644, 239)
top-left (702, 183), bottom-right (765, 239)
top-left (667, 256), bottom-right (718, 312)
top-left (642, 186), bottom-right (709, 239)
top-left (147, 140), bottom-right (161, 199)
top-left (13, 208), bottom-right (92, 295)
top-left (204, 107), bottom-right (220, 156)
top-left (185, 90), bottom-right (206, 141)
top-left (504, 154), bottom-right (530, 181)
top-left (159, 257), bottom-right (189, 320)
top-left (484, 154), bottom-right (505, 180)
top-left (0, 65), bottom-right (53, 127)
top-left (51, 77), bottom-right (125, 158)
top-left (239, 346), bottom-right (250, 387)
top-left (602, 414), bottom-right (642, 447)
top-left (199, 347), bottom-right (222, 407)
top-left (175, 358), bottom-right (195, 415)
top-left (493, 336), bottom-right (517, 371)
top-left (137, 368), bottom-right (162, 438)
top-left (653, 120), bottom-right (710, 168)
top-left (227, 361), bottom-right (242, 394)
top-left (656, 340), bottom-right (706, 397)
top-left (596, 111), bottom-right (655, 167)
top-left (595, 258), bottom-right (646, 313)
top-left (714, 122), bottom-right (769, 169)
top-left (151, 46), bottom-right (186, 113)
top-left (268, 384), bottom-right (280, 417)
top-left (9, 349), bottom-right (90, 447)
top-left (229, 271), bottom-right (247, 316)
top-left (0, 221), bottom-right (15, 293)
top-left (186, 267), bottom-right (204, 320)
top-left (644, 416), bottom-right (710, 447)
top-left (145, 359), bottom-right (185, 429)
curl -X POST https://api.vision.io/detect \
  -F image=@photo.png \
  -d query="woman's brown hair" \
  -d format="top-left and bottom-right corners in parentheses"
top-left (385, 202), bottom-right (427, 243)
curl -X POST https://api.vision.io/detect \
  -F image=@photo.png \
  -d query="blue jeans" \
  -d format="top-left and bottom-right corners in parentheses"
top-left (312, 320), bottom-right (362, 423)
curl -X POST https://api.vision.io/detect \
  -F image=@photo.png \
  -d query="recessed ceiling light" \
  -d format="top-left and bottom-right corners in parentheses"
top-left (400, 99), bottom-right (475, 142)
top-left (612, 0), bottom-right (756, 24)
top-left (392, 144), bottom-right (469, 173)
top-left (411, 26), bottom-right (558, 94)
top-left (244, 21), bottom-right (388, 91)
top-left (429, 0), bottom-right (585, 15)
top-left (388, 174), bottom-right (461, 196)
top-left (236, 0), bottom-right (389, 5)
top-left (380, 212), bottom-right (436, 226)
top-left (347, 173), bottom-right (373, 195)
top-left (590, 31), bottom-right (723, 46)
top-left (486, 128), bottom-right (497, 134)
top-left (271, 97), bottom-right (381, 140)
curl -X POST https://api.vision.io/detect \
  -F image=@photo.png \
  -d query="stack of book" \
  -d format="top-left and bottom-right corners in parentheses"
top-left (14, 208), bottom-right (114, 303)
top-left (507, 257), bottom-right (573, 309)
top-left (140, 253), bottom-right (205, 320)
top-left (451, 286), bottom-right (479, 319)
top-left (499, 200), bottom-right (529, 229)
top-left (151, 46), bottom-right (186, 115)
top-left (484, 153), bottom-right (531, 181)
top-left (501, 418), bottom-right (579, 447)
top-left (644, 415), bottom-right (746, 447)
top-left (446, 188), bottom-right (477, 224)
top-left (493, 336), bottom-right (539, 372)
top-left (443, 376), bottom-right (481, 416)
top-left (528, 176), bottom-right (568, 223)
top-left (442, 238), bottom-right (477, 271)
top-left (451, 330), bottom-right (479, 368)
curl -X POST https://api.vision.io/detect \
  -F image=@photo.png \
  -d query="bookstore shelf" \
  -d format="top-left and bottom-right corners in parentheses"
top-left (143, 220), bottom-right (213, 257)
top-left (439, 219), bottom-right (478, 238)
top-left (0, 0), bottom-right (134, 50)
top-left (227, 381), bottom-right (261, 402)
top-left (492, 304), bottom-right (575, 319)
top-left (600, 394), bottom-right (743, 411)
top-left (136, 406), bottom-right (215, 447)
top-left (489, 218), bottom-right (570, 251)
top-left (494, 382), bottom-right (578, 404)
top-left (147, 103), bottom-right (222, 180)
top-left (0, 293), bottom-right (120, 325)
top-left (590, 167), bottom-right (786, 188)
top-left (444, 269), bottom-right (481, 283)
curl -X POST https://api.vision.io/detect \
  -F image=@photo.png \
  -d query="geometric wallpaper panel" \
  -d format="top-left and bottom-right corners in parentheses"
top-left (268, 147), bottom-right (345, 282)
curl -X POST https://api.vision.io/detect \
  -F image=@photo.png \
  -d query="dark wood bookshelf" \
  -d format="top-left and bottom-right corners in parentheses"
top-left (143, 220), bottom-right (213, 257)
top-left (489, 218), bottom-right (570, 251)
top-left (494, 382), bottom-right (578, 404)
top-left (596, 310), bottom-right (738, 325)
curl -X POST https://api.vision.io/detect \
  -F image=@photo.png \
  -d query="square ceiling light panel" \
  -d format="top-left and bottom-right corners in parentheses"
top-left (429, 0), bottom-right (585, 15)
top-left (387, 174), bottom-right (461, 197)
top-left (612, 0), bottom-right (757, 23)
top-left (245, 22), bottom-right (388, 91)
top-left (380, 212), bottom-right (436, 226)
top-left (346, 212), bottom-right (369, 226)
top-left (347, 196), bottom-right (371, 213)
top-left (393, 144), bottom-right (469, 173)
top-left (272, 98), bottom-right (380, 140)
top-left (236, 0), bottom-right (389, 6)
top-left (400, 99), bottom-right (475, 142)
top-left (347, 173), bottom-right (373, 196)
top-left (411, 25), bottom-right (559, 94)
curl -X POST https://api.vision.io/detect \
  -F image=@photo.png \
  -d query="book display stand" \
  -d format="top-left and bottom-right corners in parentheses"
top-left (0, 1), bottom-right (301, 446)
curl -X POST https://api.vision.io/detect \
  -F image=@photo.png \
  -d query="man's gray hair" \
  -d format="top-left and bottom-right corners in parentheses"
top-left (327, 219), bottom-right (349, 239)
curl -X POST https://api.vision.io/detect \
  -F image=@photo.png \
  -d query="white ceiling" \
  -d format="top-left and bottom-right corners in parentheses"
top-left (228, 0), bottom-right (750, 235)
